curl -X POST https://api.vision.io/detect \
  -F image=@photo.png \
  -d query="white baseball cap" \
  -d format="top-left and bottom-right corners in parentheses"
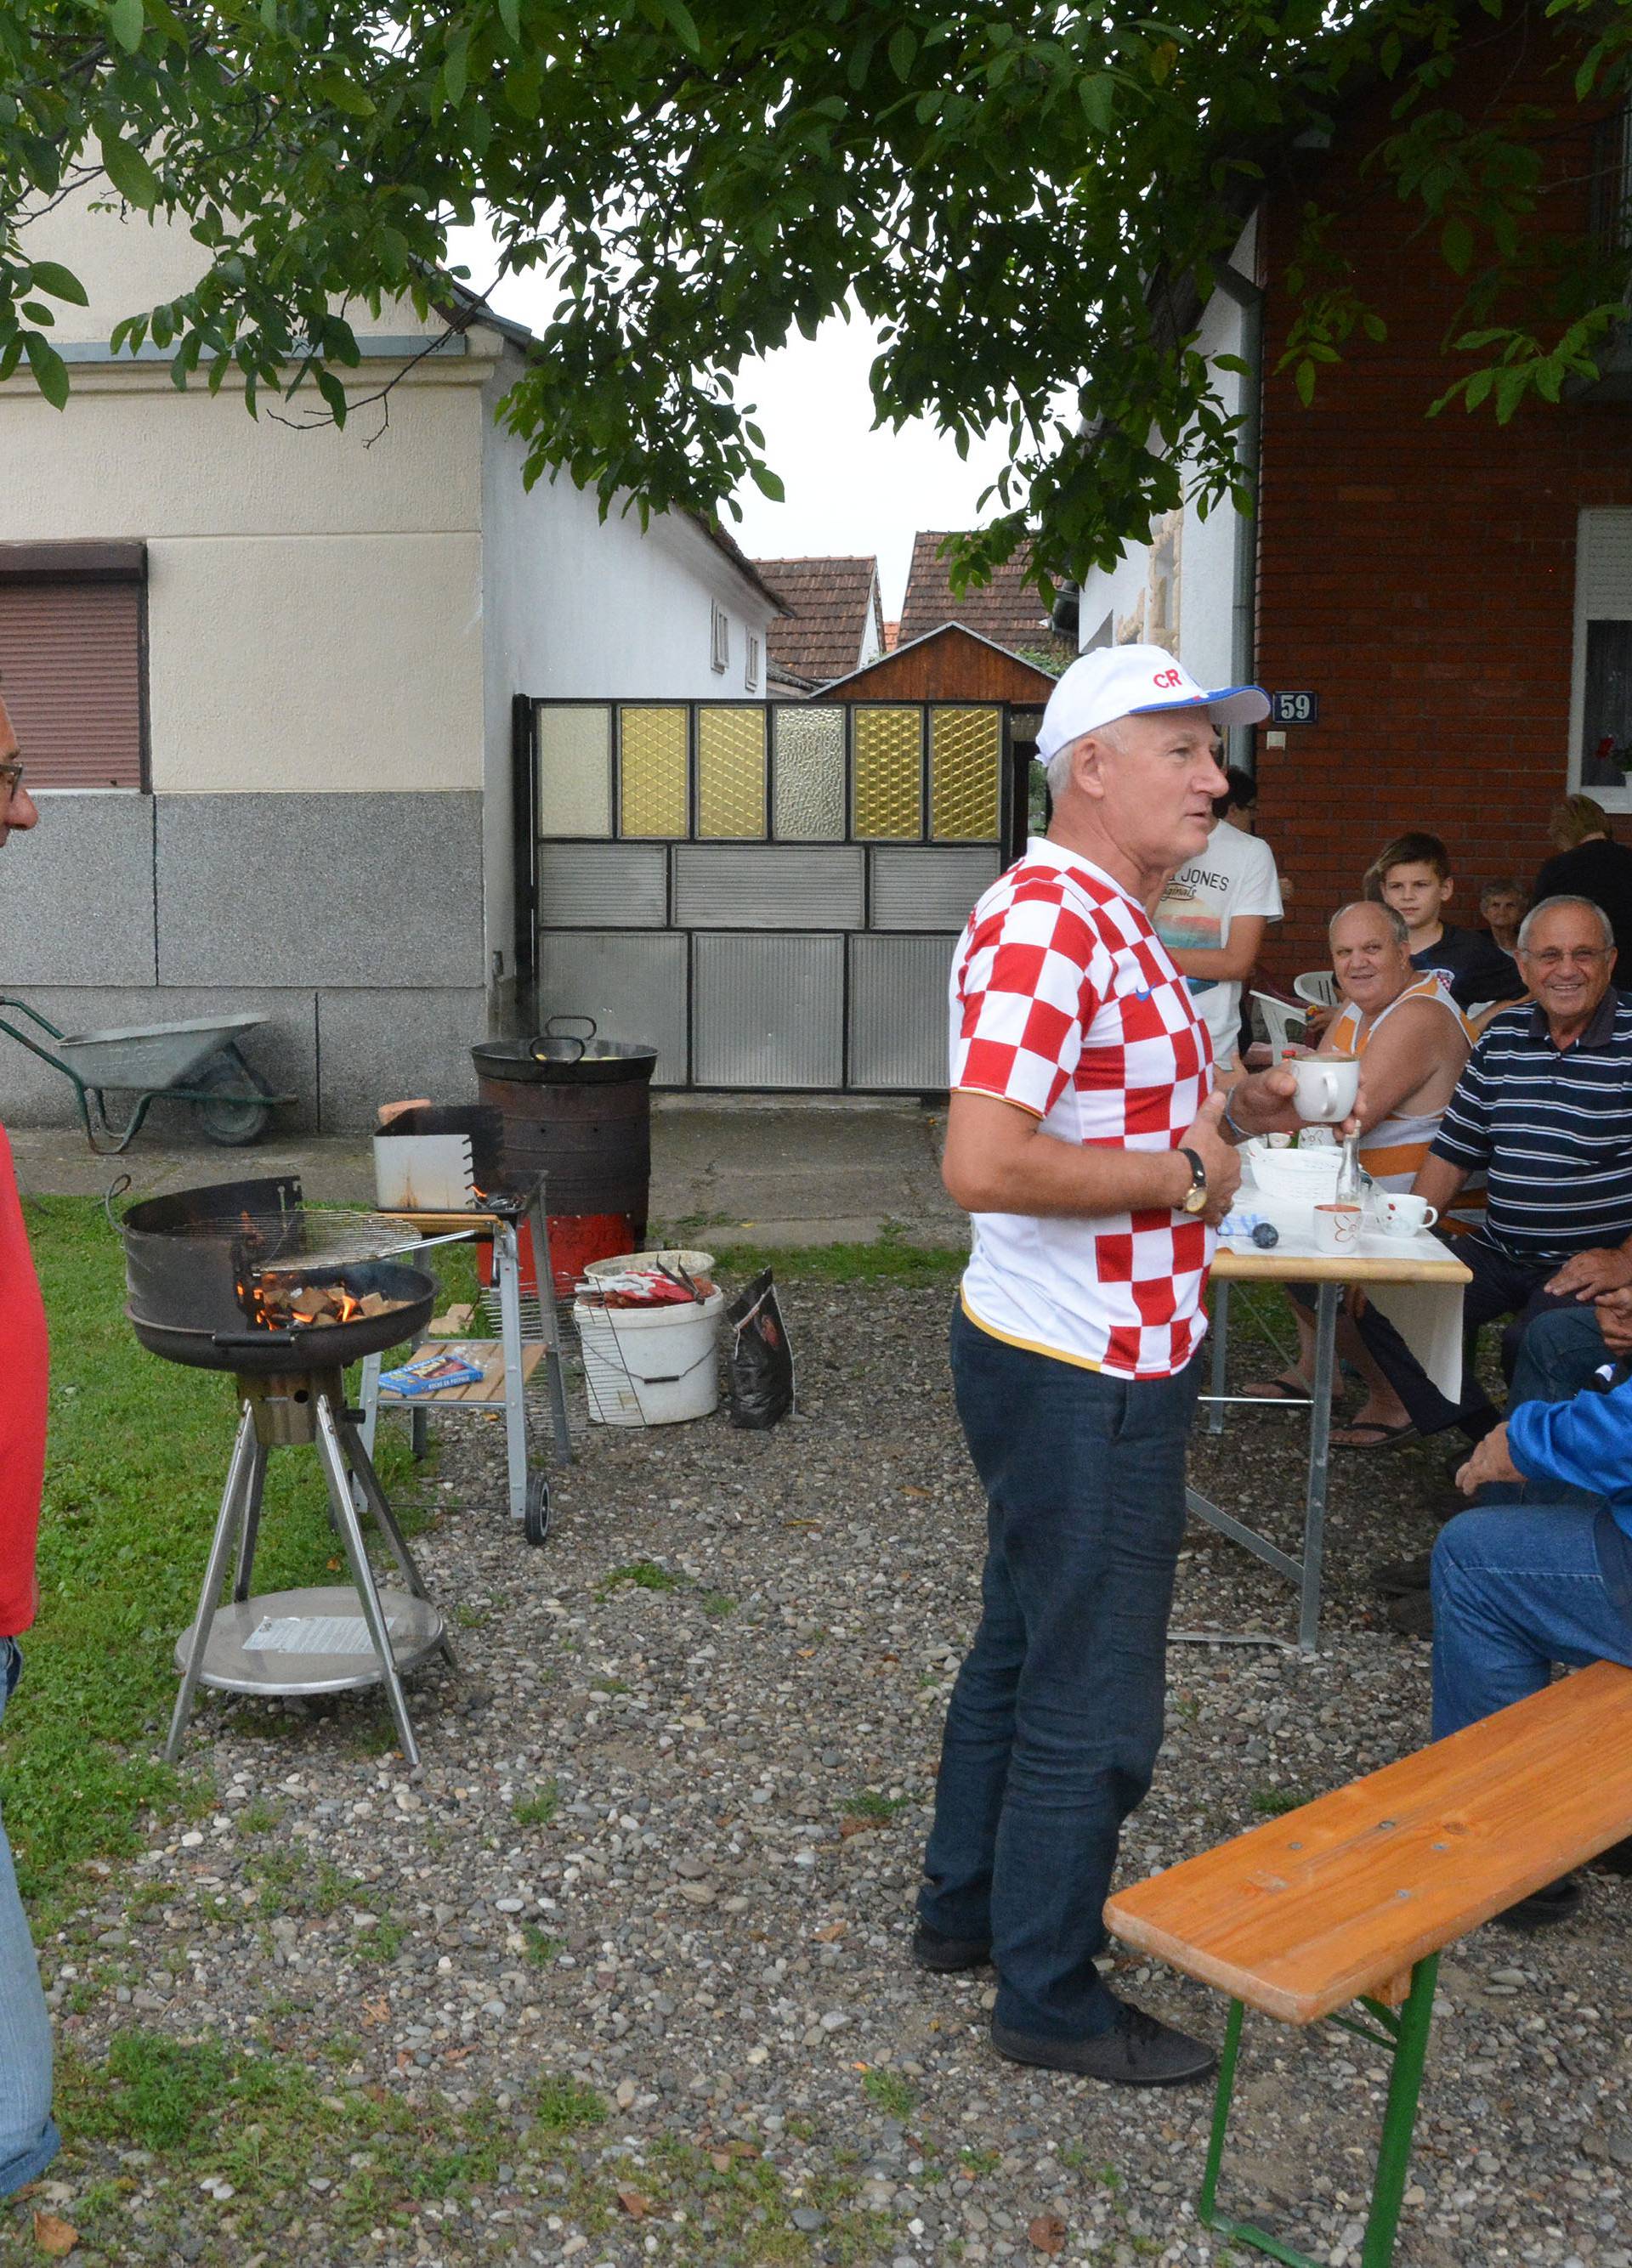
top-left (1035, 643), bottom-right (1270, 762)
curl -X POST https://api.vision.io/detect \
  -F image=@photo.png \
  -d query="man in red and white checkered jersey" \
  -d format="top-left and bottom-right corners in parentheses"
top-left (914, 646), bottom-right (1349, 2090)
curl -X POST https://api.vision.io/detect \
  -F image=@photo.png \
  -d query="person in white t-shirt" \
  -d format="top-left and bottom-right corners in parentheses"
top-left (1153, 769), bottom-right (1283, 1081)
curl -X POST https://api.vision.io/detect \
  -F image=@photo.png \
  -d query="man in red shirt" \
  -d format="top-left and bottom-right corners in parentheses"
top-left (0, 689), bottom-right (54, 2199)
top-left (914, 647), bottom-right (1346, 2086)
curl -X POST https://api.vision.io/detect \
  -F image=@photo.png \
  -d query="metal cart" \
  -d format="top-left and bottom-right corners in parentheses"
top-left (356, 1185), bottom-right (572, 1546)
top-left (0, 995), bottom-right (290, 1152)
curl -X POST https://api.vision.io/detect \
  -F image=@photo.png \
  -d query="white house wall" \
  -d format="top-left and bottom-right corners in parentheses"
top-left (479, 352), bottom-right (779, 1022)
top-left (0, 193), bottom-right (491, 1125)
top-left (1075, 215), bottom-right (1255, 696)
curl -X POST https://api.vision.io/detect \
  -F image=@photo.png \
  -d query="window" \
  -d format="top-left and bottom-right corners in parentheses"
top-left (0, 541), bottom-right (146, 788)
top-left (710, 601), bottom-right (728, 675)
top-left (745, 632), bottom-right (761, 693)
top-left (1573, 512), bottom-right (1632, 806)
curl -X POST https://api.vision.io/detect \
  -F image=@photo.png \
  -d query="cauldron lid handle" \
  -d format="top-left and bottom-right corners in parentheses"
top-left (531, 1014), bottom-right (596, 1064)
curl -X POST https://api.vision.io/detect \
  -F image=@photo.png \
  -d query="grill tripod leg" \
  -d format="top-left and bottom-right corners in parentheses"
top-left (335, 1416), bottom-right (459, 1674)
top-left (165, 1405), bottom-right (257, 1764)
top-left (314, 1395), bottom-right (422, 1773)
top-left (230, 1440), bottom-right (269, 1604)
top-left (496, 1221), bottom-right (530, 1521)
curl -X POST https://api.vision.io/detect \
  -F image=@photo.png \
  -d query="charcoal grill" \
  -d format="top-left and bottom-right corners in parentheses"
top-left (122, 1175), bottom-right (454, 1770)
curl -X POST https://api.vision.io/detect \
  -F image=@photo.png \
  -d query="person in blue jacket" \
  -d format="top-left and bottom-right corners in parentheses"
top-left (1434, 1368), bottom-right (1632, 1926)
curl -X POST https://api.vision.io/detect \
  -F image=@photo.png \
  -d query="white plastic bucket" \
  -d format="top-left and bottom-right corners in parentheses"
top-left (581, 1247), bottom-right (716, 1285)
top-left (574, 1289), bottom-right (723, 1427)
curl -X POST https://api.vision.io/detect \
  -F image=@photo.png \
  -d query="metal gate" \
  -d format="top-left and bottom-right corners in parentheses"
top-left (516, 698), bottom-right (1029, 1090)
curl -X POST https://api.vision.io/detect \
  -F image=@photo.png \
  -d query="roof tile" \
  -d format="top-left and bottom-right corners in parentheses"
top-left (898, 533), bottom-right (1074, 663)
top-left (751, 557), bottom-right (881, 682)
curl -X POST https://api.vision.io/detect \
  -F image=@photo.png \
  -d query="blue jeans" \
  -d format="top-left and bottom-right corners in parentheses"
top-left (1431, 1505), bottom-right (1632, 1739)
top-left (0, 1637), bottom-right (57, 2197)
top-left (917, 1304), bottom-right (1201, 2040)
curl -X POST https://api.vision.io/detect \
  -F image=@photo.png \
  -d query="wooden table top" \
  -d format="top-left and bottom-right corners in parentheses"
top-left (1211, 1241), bottom-right (1472, 1286)
top-left (1105, 1661), bottom-right (1632, 2022)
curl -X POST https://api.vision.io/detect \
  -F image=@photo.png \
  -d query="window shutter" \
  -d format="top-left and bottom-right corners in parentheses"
top-left (0, 547), bottom-right (146, 789)
top-left (1581, 510), bottom-right (1632, 619)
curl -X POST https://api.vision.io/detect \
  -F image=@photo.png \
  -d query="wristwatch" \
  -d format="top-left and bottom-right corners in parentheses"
top-left (1177, 1147), bottom-right (1208, 1215)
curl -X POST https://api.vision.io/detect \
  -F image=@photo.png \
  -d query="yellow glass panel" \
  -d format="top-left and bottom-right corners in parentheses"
top-left (930, 707), bottom-right (1001, 841)
top-left (618, 706), bottom-right (688, 837)
top-left (853, 707), bottom-right (923, 840)
top-left (696, 707), bottom-right (767, 839)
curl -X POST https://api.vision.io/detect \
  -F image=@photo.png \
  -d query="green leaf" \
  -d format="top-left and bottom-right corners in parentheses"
top-left (99, 130), bottom-right (160, 210)
top-left (1462, 367), bottom-right (1494, 410)
top-left (443, 32), bottom-right (469, 105)
top-left (109, 0), bottom-right (144, 53)
top-left (1078, 74), bottom-right (1114, 133)
top-left (658, 0), bottom-right (700, 54)
top-left (497, 0), bottom-right (520, 39)
top-left (749, 463), bottom-right (785, 501)
top-left (1441, 217), bottom-right (1473, 275)
top-left (26, 261), bottom-right (89, 308)
top-left (23, 331), bottom-right (70, 410)
top-left (314, 69), bottom-right (375, 116)
top-left (316, 368), bottom-right (349, 425)
top-left (888, 25), bottom-right (916, 82)
top-left (1294, 358), bottom-right (1316, 408)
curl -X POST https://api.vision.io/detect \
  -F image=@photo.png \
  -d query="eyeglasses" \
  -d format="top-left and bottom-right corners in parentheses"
top-left (1521, 946), bottom-right (1609, 970)
top-left (0, 761), bottom-right (23, 804)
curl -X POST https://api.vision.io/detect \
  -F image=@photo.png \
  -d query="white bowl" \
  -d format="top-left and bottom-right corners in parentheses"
top-left (1242, 1140), bottom-right (1343, 1204)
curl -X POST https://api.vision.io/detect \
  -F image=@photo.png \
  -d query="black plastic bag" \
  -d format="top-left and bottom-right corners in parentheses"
top-left (724, 1268), bottom-right (795, 1429)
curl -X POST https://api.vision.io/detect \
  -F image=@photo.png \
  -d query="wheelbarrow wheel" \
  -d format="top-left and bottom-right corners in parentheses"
top-left (524, 1470), bottom-right (551, 1548)
top-left (191, 1046), bottom-right (274, 1147)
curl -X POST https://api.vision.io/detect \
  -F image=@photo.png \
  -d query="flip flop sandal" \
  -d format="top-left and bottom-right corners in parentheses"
top-left (1241, 1376), bottom-right (1315, 1403)
top-left (1332, 1418), bottom-right (1418, 1451)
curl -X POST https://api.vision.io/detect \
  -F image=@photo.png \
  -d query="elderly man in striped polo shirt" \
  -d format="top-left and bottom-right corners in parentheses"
top-left (1354, 895), bottom-right (1632, 1468)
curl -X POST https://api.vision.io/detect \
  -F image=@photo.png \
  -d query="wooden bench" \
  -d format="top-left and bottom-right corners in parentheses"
top-left (1104, 1660), bottom-right (1632, 2268)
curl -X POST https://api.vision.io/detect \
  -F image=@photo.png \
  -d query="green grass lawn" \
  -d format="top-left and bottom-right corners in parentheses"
top-left (1, 1198), bottom-right (434, 1925)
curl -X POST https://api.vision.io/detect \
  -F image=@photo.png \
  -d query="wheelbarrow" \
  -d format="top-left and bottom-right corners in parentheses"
top-left (0, 997), bottom-right (293, 1154)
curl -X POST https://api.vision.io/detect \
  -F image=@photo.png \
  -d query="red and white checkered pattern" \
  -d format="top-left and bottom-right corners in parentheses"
top-left (950, 840), bottom-right (1215, 1379)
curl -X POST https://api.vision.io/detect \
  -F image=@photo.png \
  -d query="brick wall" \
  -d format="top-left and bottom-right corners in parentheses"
top-left (1251, 23), bottom-right (1632, 980)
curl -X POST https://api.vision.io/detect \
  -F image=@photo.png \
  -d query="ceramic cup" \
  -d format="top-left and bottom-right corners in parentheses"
top-left (1289, 1053), bottom-right (1360, 1124)
top-left (1379, 1191), bottom-right (1440, 1237)
top-left (1312, 1201), bottom-right (1363, 1255)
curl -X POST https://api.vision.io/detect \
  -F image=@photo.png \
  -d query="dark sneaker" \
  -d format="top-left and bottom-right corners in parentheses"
top-left (912, 1921), bottom-right (990, 1972)
top-left (1495, 1876), bottom-right (1583, 1932)
top-left (1385, 1588), bottom-right (1434, 1638)
top-left (1370, 1550), bottom-right (1435, 1595)
top-left (991, 2000), bottom-right (1216, 2088)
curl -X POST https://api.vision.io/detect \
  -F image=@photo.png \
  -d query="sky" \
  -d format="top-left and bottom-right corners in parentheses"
top-left (445, 227), bottom-right (1012, 618)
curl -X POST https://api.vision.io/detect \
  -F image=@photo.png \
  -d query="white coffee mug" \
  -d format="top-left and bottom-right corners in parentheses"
top-left (1312, 1202), bottom-right (1363, 1255)
top-left (1289, 1053), bottom-right (1360, 1124)
top-left (1379, 1192), bottom-right (1440, 1237)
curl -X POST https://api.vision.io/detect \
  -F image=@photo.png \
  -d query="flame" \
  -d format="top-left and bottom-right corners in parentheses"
top-left (336, 1291), bottom-right (362, 1323)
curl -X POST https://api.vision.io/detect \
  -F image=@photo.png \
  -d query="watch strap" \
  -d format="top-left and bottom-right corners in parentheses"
top-left (1178, 1146), bottom-right (1207, 1209)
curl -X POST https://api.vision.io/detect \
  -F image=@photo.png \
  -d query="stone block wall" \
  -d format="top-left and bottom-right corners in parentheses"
top-left (0, 791), bottom-right (485, 1128)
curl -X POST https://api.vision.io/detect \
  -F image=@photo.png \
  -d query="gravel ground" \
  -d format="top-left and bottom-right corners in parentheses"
top-left (10, 1274), bottom-right (1632, 2268)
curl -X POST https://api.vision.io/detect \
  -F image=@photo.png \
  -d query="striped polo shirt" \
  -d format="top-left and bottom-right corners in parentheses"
top-left (1431, 990), bottom-right (1632, 1261)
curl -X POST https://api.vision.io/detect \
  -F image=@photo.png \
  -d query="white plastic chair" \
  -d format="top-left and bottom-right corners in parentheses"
top-left (1293, 970), bottom-right (1340, 1010)
top-left (1250, 992), bottom-right (1308, 1054)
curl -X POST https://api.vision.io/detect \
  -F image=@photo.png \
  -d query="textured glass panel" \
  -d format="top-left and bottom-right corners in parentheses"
top-left (696, 707), bottom-right (767, 838)
top-left (618, 706), bottom-right (688, 838)
top-left (772, 705), bottom-right (845, 840)
top-left (853, 707), bottom-right (923, 840)
top-left (930, 706), bottom-right (1001, 841)
top-left (536, 704), bottom-right (612, 839)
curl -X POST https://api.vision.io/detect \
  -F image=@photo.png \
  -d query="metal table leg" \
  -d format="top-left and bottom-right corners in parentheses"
top-left (1299, 1282), bottom-right (1340, 1654)
top-left (496, 1219), bottom-right (530, 1523)
top-left (166, 1403), bottom-right (257, 1763)
top-left (314, 1394), bottom-right (422, 1772)
top-left (1207, 1279), bottom-right (1230, 1436)
top-left (528, 1188), bottom-right (573, 1468)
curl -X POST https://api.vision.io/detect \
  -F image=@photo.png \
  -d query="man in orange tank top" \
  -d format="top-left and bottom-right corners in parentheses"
top-left (0, 691), bottom-right (54, 2202)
